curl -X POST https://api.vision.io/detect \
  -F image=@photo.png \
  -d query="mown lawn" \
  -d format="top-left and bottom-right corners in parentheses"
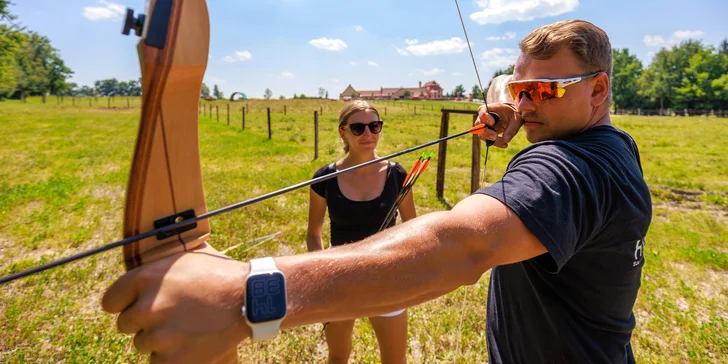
top-left (1, 97), bottom-right (726, 363)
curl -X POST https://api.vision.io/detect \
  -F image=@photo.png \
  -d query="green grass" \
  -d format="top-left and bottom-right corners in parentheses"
top-left (1, 97), bottom-right (727, 363)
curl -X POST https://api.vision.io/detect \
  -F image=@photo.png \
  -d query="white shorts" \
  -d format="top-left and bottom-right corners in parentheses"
top-left (378, 309), bottom-right (405, 317)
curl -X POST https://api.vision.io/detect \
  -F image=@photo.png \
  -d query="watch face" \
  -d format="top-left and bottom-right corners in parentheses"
top-left (246, 272), bottom-right (287, 323)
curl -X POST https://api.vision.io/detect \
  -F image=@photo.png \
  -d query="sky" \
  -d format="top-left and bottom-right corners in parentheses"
top-left (9, 0), bottom-right (728, 99)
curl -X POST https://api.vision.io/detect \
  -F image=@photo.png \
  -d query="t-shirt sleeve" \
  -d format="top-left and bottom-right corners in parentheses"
top-left (476, 144), bottom-right (603, 273)
top-left (310, 164), bottom-right (333, 198)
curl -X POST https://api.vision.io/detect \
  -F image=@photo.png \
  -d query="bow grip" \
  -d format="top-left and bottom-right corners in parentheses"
top-left (485, 111), bottom-right (500, 147)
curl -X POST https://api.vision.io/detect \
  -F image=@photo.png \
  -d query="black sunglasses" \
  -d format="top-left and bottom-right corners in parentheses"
top-left (341, 121), bottom-right (384, 136)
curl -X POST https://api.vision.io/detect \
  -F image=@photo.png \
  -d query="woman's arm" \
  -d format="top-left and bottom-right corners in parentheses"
top-left (397, 189), bottom-right (417, 223)
top-left (306, 188), bottom-right (327, 252)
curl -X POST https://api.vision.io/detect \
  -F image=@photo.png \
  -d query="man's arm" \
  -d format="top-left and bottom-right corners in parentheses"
top-left (101, 192), bottom-right (545, 361)
top-left (277, 193), bottom-right (546, 329)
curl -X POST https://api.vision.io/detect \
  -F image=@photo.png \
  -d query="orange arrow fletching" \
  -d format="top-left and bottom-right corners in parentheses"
top-left (468, 123), bottom-right (486, 134)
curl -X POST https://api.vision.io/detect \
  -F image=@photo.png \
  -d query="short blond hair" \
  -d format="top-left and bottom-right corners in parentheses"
top-left (337, 100), bottom-right (380, 153)
top-left (519, 20), bottom-right (613, 104)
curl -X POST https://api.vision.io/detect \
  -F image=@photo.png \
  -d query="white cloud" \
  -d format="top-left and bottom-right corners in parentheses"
top-left (644, 30), bottom-right (705, 47)
top-left (206, 76), bottom-right (226, 84)
top-left (332, 79), bottom-right (340, 83)
top-left (83, 0), bottom-right (126, 21)
top-left (452, 72), bottom-right (463, 76)
top-left (480, 48), bottom-right (519, 68)
top-left (350, 61), bottom-right (357, 66)
top-left (309, 37), bottom-right (348, 51)
top-left (368, 61), bottom-right (378, 66)
top-left (224, 51), bottom-right (252, 62)
top-left (405, 39), bottom-right (419, 45)
top-left (487, 32), bottom-right (516, 41)
top-left (395, 37), bottom-right (469, 56)
top-left (354, 25), bottom-right (364, 32)
top-left (280, 71), bottom-right (295, 79)
top-left (471, 0), bottom-right (578, 25)
top-left (418, 68), bottom-right (444, 76)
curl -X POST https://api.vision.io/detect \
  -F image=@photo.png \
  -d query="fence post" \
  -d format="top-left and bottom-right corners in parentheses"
top-left (320, 105), bottom-right (323, 115)
top-left (227, 104), bottom-right (230, 125)
top-left (267, 107), bottom-right (272, 139)
top-left (216, 105), bottom-right (219, 122)
top-left (284, 105), bottom-right (287, 115)
top-left (108, 97), bottom-right (111, 108)
top-left (242, 107), bottom-right (245, 130)
top-left (89, 98), bottom-right (92, 107)
top-left (384, 106), bottom-right (387, 116)
top-left (414, 105), bottom-right (416, 115)
top-left (436, 111), bottom-right (450, 200)
top-left (314, 111), bottom-right (319, 160)
top-left (127, 98), bottom-right (130, 109)
top-left (471, 114), bottom-right (481, 194)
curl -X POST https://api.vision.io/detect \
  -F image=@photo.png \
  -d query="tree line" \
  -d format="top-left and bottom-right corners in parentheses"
top-left (464, 41), bottom-right (728, 111)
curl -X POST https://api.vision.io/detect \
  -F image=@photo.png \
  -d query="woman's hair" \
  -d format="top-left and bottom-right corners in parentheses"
top-left (337, 100), bottom-right (380, 153)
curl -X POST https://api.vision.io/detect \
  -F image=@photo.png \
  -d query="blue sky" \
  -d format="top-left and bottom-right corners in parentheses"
top-left (10, 0), bottom-right (728, 99)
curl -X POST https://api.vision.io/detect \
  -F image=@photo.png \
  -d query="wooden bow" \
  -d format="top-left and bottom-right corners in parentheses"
top-left (122, 0), bottom-right (238, 362)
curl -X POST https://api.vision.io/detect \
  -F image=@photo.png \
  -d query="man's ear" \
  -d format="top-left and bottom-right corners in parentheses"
top-left (591, 72), bottom-right (610, 107)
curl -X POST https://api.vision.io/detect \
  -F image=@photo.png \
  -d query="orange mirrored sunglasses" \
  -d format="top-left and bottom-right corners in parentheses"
top-left (507, 71), bottom-right (602, 103)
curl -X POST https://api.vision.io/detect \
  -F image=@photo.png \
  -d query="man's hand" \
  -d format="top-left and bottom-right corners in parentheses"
top-left (101, 243), bottom-right (251, 363)
top-left (476, 103), bottom-right (522, 148)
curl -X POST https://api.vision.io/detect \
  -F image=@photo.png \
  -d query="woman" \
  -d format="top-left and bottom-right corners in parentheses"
top-left (307, 100), bottom-right (416, 364)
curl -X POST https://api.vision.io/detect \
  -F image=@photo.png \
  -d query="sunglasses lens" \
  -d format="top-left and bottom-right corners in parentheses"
top-left (508, 81), bottom-right (560, 103)
top-left (369, 121), bottom-right (383, 134)
top-left (349, 123), bottom-right (365, 135)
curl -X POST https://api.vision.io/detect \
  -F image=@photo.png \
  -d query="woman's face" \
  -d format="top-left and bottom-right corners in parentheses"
top-left (339, 110), bottom-right (382, 153)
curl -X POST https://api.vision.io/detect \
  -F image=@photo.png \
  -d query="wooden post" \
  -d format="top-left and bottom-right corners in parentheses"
top-left (414, 105), bottom-right (416, 115)
top-left (284, 105), bottom-right (287, 115)
top-left (320, 105), bottom-right (323, 115)
top-left (471, 114), bottom-right (481, 194)
top-left (314, 111), bottom-right (319, 160)
top-left (385, 106), bottom-right (387, 115)
top-left (127, 98), bottom-right (130, 109)
top-left (436, 111), bottom-right (450, 199)
top-left (108, 97), bottom-right (111, 108)
top-left (89, 98), bottom-right (92, 107)
top-left (242, 107), bottom-right (245, 130)
top-left (246, 103), bottom-right (249, 114)
top-left (267, 107), bottom-right (272, 139)
top-left (216, 105), bottom-right (219, 122)
top-left (227, 104), bottom-right (230, 125)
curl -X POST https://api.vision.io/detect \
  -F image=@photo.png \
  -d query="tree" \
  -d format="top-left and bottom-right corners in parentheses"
top-left (293, 93), bottom-right (297, 99)
top-left (452, 84), bottom-right (466, 98)
top-left (318, 87), bottom-right (326, 98)
top-left (472, 84), bottom-right (482, 99)
top-left (0, 0), bottom-right (16, 21)
top-left (325, 90), bottom-right (329, 99)
top-left (200, 83), bottom-right (210, 98)
top-left (611, 48), bottom-right (643, 110)
top-left (264, 88), bottom-right (272, 99)
top-left (402, 90), bottom-right (411, 98)
top-left (213, 84), bottom-right (223, 99)
top-left (719, 38), bottom-right (728, 56)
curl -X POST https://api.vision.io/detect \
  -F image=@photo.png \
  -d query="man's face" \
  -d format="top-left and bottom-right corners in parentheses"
top-left (511, 48), bottom-right (605, 143)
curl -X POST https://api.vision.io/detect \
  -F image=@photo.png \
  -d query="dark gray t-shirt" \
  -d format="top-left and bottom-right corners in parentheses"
top-left (475, 125), bottom-right (652, 364)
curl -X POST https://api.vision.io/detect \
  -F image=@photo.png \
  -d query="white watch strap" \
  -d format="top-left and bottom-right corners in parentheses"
top-left (247, 257), bottom-right (283, 342)
top-left (249, 256), bottom-right (277, 274)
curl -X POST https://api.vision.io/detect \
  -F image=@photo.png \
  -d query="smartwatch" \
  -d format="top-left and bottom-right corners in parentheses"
top-left (242, 257), bottom-right (288, 342)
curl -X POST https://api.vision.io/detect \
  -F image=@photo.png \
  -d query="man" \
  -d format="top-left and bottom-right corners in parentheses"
top-left (102, 20), bottom-right (651, 363)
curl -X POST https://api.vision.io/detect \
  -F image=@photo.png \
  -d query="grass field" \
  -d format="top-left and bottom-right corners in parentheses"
top-left (1, 97), bottom-right (726, 363)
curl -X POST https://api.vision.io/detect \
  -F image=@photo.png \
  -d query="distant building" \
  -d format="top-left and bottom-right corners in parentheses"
top-left (339, 81), bottom-right (444, 100)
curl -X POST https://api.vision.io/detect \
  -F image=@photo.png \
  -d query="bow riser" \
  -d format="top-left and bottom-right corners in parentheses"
top-left (123, 0), bottom-right (211, 270)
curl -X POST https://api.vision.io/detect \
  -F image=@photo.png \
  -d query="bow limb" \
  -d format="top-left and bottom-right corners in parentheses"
top-left (122, 1), bottom-right (238, 362)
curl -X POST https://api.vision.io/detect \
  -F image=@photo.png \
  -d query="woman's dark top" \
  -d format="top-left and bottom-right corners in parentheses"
top-left (311, 161), bottom-right (407, 246)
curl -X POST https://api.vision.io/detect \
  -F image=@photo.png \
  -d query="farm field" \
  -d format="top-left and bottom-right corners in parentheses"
top-left (1, 97), bottom-right (726, 363)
